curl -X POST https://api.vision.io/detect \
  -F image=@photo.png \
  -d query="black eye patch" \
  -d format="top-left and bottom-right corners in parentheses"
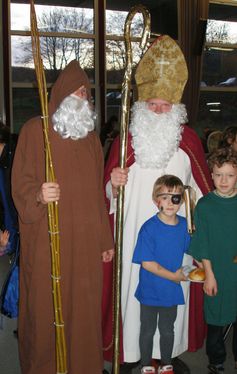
top-left (157, 193), bottom-right (182, 205)
top-left (171, 194), bottom-right (182, 204)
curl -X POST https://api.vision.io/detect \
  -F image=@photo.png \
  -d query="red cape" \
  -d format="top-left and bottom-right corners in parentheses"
top-left (102, 125), bottom-right (213, 361)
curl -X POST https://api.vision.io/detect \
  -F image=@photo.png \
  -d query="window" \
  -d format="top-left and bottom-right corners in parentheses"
top-left (197, 0), bottom-right (237, 140)
top-left (105, 0), bottom-right (177, 128)
top-left (8, 0), bottom-right (178, 133)
top-left (10, 1), bottom-right (95, 133)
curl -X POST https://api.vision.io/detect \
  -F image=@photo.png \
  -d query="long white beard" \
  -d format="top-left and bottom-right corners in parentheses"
top-left (52, 94), bottom-right (96, 140)
top-left (130, 101), bottom-right (187, 169)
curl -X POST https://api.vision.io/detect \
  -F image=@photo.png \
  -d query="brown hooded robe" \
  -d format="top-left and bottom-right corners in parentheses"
top-left (12, 61), bottom-right (113, 374)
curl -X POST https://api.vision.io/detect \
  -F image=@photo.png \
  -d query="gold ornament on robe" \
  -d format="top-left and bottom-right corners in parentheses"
top-left (135, 35), bottom-right (188, 103)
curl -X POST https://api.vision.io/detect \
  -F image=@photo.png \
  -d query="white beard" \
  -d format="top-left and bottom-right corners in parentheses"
top-left (130, 101), bottom-right (187, 169)
top-left (52, 94), bottom-right (96, 140)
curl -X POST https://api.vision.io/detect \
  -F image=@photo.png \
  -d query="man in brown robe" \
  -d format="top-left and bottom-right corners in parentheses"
top-left (12, 60), bottom-right (114, 374)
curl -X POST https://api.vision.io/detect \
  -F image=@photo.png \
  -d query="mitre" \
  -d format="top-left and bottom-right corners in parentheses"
top-left (135, 35), bottom-right (188, 103)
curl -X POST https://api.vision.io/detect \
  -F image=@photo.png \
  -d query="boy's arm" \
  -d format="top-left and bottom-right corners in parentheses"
top-left (142, 261), bottom-right (187, 283)
top-left (202, 259), bottom-right (217, 296)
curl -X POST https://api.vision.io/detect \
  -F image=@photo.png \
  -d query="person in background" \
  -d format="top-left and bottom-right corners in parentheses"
top-left (206, 131), bottom-right (223, 155)
top-left (0, 229), bottom-right (10, 255)
top-left (219, 126), bottom-right (237, 152)
top-left (200, 127), bottom-right (215, 154)
top-left (12, 60), bottom-right (114, 374)
top-left (133, 175), bottom-right (190, 374)
top-left (100, 115), bottom-right (119, 161)
top-left (189, 147), bottom-right (237, 374)
top-left (0, 122), bottom-right (19, 340)
top-left (0, 122), bottom-right (18, 255)
top-left (100, 115), bottom-right (118, 147)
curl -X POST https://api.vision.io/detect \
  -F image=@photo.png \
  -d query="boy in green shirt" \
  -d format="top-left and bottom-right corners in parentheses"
top-left (189, 147), bottom-right (237, 374)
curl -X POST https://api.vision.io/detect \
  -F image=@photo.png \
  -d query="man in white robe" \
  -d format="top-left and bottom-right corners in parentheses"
top-left (102, 35), bottom-right (213, 374)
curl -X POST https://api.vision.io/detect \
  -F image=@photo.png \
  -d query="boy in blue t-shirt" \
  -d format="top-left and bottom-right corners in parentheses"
top-left (132, 175), bottom-right (190, 374)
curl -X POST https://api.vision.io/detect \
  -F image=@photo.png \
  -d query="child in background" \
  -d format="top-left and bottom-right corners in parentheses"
top-left (189, 147), bottom-right (237, 374)
top-left (219, 126), bottom-right (237, 152)
top-left (0, 229), bottom-right (9, 255)
top-left (132, 175), bottom-right (190, 374)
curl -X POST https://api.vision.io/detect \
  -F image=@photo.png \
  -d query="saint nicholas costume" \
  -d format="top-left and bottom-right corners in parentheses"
top-left (12, 61), bottom-right (113, 374)
top-left (102, 35), bottom-right (213, 364)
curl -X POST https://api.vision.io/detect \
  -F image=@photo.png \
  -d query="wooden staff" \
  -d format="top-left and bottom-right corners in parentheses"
top-left (30, 1), bottom-right (67, 373)
top-left (184, 186), bottom-right (196, 234)
top-left (113, 6), bottom-right (150, 374)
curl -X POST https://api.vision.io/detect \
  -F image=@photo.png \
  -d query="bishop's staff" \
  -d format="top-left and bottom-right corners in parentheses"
top-left (113, 5), bottom-right (150, 374)
top-left (30, 1), bottom-right (67, 373)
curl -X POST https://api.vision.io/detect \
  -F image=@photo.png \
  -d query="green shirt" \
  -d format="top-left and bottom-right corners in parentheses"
top-left (189, 192), bottom-right (237, 326)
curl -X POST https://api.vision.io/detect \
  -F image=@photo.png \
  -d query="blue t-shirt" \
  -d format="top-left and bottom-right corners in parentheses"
top-left (132, 214), bottom-right (190, 307)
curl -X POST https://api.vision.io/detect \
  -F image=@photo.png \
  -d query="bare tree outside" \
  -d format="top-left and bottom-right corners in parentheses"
top-left (16, 7), bottom-right (94, 73)
top-left (206, 20), bottom-right (230, 44)
top-left (106, 11), bottom-right (146, 71)
top-left (15, 7), bottom-right (146, 74)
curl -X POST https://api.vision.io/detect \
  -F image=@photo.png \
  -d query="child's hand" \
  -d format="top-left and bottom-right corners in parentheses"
top-left (203, 274), bottom-right (217, 296)
top-left (102, 248), bottom-right (114, 262)
top-left (0, 230), bottom-right (10, 247)
top-left (174, 268), bottom-right (188, 283)
top-left (194, 259), bottom-right (203, 269)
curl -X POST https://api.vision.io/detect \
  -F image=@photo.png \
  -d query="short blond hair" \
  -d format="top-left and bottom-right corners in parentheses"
top-left (152, 174), bottom-right (184, 201)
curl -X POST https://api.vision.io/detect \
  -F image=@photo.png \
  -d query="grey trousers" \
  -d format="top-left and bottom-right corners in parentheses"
top-left (140, 303), bottom-right (177, 366)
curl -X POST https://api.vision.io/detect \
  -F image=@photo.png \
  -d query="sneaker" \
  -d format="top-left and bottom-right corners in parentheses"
top-left (158, 365), bottom-right (174, 374)
top-left (208, 364), bottom-right (224, 373)
top-left (141, 366), bottom-right (156, 374)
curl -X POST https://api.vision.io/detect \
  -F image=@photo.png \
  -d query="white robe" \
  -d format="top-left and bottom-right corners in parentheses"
top-left (106, 148), bottom-right (202, 362)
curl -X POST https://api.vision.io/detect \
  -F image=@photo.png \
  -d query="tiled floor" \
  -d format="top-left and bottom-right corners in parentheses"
top-left (1, 255), bottom-right (236, 374)
top-left (105, 338), bottom-right (237, 374)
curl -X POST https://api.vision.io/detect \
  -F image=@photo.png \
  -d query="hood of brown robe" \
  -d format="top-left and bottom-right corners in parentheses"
top-left (48, 60), bottom-right (91, 117)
